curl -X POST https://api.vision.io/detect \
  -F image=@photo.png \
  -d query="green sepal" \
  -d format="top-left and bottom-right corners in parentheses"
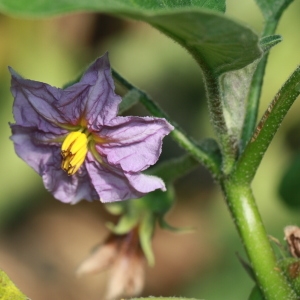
top-left (141, 185), bottom-right (175, 216)
top-left (259, 35), bottom-right (282, 53)
top-left (139, 212), bottom-right (155, 266)
top-left (158, 216), bottom-right (194, 233)
top-left (104, 202), bottom-right (126, 216)
top-left (0, 270), bottom-right (28, 300)
top-left (106, 211), bottom-right (140, 234)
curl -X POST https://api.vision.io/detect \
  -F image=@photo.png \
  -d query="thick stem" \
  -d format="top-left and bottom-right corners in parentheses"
top-left (233, 66), bottom-right (300, 185)
top-left (223, 181), bottom-right (297, 299)
top-left (241, 20), bottom-right (278, 149)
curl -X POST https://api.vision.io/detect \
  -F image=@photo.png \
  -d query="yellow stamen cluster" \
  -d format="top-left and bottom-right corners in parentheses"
top-left (61, 131), bottom-right (88, 175)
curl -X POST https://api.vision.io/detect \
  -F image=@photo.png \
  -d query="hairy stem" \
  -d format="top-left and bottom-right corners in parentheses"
top-left (233, 66), bottom-right (300, 185)
top-left (202, 68), bottom-right (237, 174)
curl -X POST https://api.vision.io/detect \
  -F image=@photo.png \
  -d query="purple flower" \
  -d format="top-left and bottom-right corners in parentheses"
top-left (9, 53), bottom-right (173, 203)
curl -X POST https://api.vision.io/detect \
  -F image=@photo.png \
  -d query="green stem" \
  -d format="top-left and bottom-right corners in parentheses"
top-left (112, 69), bottom-right (221, 178)
top-left (233, 65), bottom-right (300, 185)
top-left (241, 20), bottom-right (278, 149)
top-left (223, 181), bottom-right (297, 299)
top-left (202, 68), bottom-right (237, 174)
top-left (148, 138), bottom-right (221, 182)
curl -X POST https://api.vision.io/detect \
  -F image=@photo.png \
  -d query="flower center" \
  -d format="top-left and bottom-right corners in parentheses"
top-left (61, 131), bottom-right (89, 175)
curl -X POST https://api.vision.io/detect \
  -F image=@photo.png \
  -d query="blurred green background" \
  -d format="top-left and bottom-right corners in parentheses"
top-left (0, 0), bottom-right (300, 299)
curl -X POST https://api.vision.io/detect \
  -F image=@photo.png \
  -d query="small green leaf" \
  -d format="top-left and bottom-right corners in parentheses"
top-left (0, 270), bottom-right (28, 300)
top-left (254, 0), bottom-right (294, 20)
top-left (279, 154), bottom-right (300, 209)
top-left (259, 35), bottom-right (282, 53)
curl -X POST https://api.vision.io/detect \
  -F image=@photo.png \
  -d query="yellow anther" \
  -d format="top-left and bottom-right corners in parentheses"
top-left (61, 131), bottom-right (88, 175)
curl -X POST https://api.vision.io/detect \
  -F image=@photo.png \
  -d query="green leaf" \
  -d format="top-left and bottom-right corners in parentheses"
top-left (0, 0), bottom-right (225, 16)
top-left (219, 34), bottom-right (282, 144)
top-left (279, 154), bottom-right (300, 209)
top-left (254, 0), bottom-right (294, 20)
top-left (0, 270), bottom-right (28, 300)
top-left (148, 11), bottom-right (261, 75)
top-left (0, 0), bottom-right (261, 76)
top-left (220, 59), bottom-right (259, 143)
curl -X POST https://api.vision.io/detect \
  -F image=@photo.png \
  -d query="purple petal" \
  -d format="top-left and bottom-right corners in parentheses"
top-left (59, 53), bottom-right (121, 129)
top-left (10, 125), bottom-right (98, 203)
top-left (10, 125), bottom-right (56, 174)
top-left (125, 172), bottom-right (166, 193)
top-left (85, 153), bottom-right (166, 202)
top-left (85, 154), bottom-right (143, 202)
top-left (9, 68), bottom-right (66, 134)
top-left (96, 116), bottom-right (173, 173)
top-left (42, 163), bottom-right (98, 204)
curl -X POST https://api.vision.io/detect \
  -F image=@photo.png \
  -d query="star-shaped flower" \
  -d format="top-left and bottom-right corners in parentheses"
top-left (9, 53), bottom-right (173, 203)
